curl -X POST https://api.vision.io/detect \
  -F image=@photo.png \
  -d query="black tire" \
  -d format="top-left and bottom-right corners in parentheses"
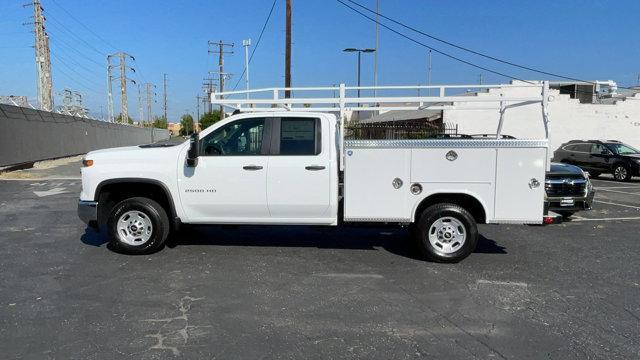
top-left (612, 163), bottom-right (632, 181)
top-left (557, 210), bottom-right (575, 219)
top-left (588, 172), bottom-right (600, 178)
top-left (412, 203), bottom-right (479, 263)
top-left (107, 197), bottom-right (170, 255)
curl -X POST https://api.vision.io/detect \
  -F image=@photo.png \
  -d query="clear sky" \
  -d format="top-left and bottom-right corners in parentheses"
top-left (1, 0), bottom-right (639, 122)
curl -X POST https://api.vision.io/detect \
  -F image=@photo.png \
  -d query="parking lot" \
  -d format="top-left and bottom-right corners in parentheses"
top-left (1, 160), bottom-right (639, 359)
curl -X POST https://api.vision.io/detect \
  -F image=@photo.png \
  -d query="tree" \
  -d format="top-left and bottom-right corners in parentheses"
top-left (153, 116), bottom-right (168, 129)
top-left (179, 114), bottom-right (194, 136)
top-left (199, 110), bottom-right (220, 130)
top-left (115, 113), bottom-right (133, 124)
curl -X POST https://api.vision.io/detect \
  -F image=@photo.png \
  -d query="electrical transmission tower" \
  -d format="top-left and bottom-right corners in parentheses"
top-left (137, 84), bottom-right (144, 125)
top-left (24, 0), bottom-right (53, 111)
top-left (202, 77), bottom-right (218, 114)
top-left (58, 89), bottom-right (87, 117)
top-left (107, 53), bottom-right (136, 123)
top-left (143, 83), bottom-right (156, 142)
top-left (208, 40), bottom-right (234, 119)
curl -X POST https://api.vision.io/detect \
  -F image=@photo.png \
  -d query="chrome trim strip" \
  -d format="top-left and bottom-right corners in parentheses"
top-left (545, 179), bottom-right (587, 185)
top-left (344, 217), bottom-right (411, 223)
top-left (488, 219), bottom-right (543, 224)
top-left (345, 139), bottom-right (548, 149)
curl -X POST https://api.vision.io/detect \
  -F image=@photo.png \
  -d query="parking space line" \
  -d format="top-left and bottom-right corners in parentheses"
top-left (596, 188), bottom-right (640, 196)
top-left (570, 217), bottom-right (640, 222)
top-left (593, 186), bottom-right (640, 190)
top-left (0, 177), bottom-right (81, 181)
top-left (594, 200), bottom-right (640, 210)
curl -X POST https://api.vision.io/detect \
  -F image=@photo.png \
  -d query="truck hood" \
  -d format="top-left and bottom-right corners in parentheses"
top-left (86, 142), bottom-right (187, 162)
top-left (547, 162), bottom-right (585, 177)
top-left (86, 145), bottom-right (142, 156)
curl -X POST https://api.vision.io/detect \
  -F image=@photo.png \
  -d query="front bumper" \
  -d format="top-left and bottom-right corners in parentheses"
top-left (545, 187), bottom-right (595, 212)
top-left (78, 200), bottom-right (98, 228)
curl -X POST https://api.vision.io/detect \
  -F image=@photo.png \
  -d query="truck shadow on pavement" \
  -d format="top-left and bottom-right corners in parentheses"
top-left (165, 225), bottom-right (507, 260)
top-left (80, 225), bottom-right (505, 260)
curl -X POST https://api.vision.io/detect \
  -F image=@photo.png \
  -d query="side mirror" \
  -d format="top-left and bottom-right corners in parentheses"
top-left (186, 133), bottom-right (199, 167)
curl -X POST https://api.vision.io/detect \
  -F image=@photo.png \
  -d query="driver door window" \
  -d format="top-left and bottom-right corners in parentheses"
top-left (200, 118), bottom-right (266, 156)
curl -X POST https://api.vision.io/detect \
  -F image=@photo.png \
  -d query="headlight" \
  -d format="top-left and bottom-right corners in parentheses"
top-left (580, 169), bottom-right (589, 179)
top-left (635, 159), bottom-right (640, 164)
top-left (82, 158), bottom-right (94, 167)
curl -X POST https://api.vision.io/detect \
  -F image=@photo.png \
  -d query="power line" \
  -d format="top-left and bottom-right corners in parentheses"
top-left (336, 0), bottom-right (531, 83)
top-left (232, 0), bottom-right (278, 91)
top-left (51, 60), bottom-right (102, 96)
top-left (50, 52), bottom-right (102, 88)
top-left (47, 33), bottom-right (104, 67)
top-left (48, 0), bottom-right (119, 52)
top-left (49, 46), bottom-right (101, 76)
top-left (45, 13), bottom-right (106, 56)
top-left (342, 0), bottom-right (635, 90)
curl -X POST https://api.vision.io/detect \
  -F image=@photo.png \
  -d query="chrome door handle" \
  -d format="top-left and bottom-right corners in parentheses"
top-left (243, 165), bottom-right (263, 171)
top-left (305, 165), bottom-right (326, 171)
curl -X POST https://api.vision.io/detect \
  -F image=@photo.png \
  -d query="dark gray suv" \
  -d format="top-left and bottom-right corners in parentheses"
top-left (552, 140), bottom-right (640, 181)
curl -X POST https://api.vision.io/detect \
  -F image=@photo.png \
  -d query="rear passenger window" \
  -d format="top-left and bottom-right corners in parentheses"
top-left (576, 144), bottom-right (591, 152)
top-left (279, 118), bottom-right (320, 155)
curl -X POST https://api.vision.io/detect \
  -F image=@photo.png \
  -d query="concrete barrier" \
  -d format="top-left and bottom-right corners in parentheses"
top-left (0, 104), bottom-right (170, 167)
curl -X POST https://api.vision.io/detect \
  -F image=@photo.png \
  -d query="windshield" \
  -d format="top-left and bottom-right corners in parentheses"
top-left (605, 143), bottom-right (640, 155)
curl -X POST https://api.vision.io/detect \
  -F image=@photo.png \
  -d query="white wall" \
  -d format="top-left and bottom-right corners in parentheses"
top-left (444, 82), bottom-right (640, 155)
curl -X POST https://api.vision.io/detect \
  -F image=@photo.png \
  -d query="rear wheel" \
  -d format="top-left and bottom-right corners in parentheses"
top-left (613, 164), bottom-right (632, 181)
top-left (412, 203), bottom-right (478, 263)
top-left (107, 197), bottom-right (170, 254)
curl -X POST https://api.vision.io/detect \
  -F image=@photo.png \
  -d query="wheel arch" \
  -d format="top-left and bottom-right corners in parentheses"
top-left (412, 192), bottom-right (488, 224)
top-left (95, 178), bottom-right (179, 229)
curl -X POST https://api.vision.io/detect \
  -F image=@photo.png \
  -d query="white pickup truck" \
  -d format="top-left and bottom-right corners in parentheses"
top-left (78, 83), bottom-right (550, 262)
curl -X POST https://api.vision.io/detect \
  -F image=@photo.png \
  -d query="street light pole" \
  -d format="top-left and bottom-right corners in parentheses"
top-left (343, 48), bottom-right (375, 119)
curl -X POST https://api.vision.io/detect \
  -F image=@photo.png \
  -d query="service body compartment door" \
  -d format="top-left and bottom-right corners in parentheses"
top-left (344, 148), bottom-right (411, 221)
top-left (494, 147), bottom-right (547, 222)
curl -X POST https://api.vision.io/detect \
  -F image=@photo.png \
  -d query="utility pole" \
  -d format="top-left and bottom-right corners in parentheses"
top-left (208, 40), bottom-right (234, 119)
top-left (284, 0), bottom-right (292, 98)
top-left (163, 73), bottom-right (168, 121)
top-left (137, 84), bottom-right (144, 125)
top-left (373, 0), bottom-right (379, 97)
top-left (143, 83), bottom-right (156, 142)
top-left (479, 74), bottom-right (484, 85)
top-left (242, 39), bottom-right (251, 99)
top-left (196, 94), bottom-right (201, 132)
top-left (107, 57), bottom-right (115, 121)
top-left (427, 50), bottom-right (432, 96)
top-left (25, 0), bottom-right (53, 111)
top-left (108, 52), bottom-right (136, 123)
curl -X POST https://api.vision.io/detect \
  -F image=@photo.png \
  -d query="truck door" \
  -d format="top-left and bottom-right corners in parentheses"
top-left (178, 117), bottom-right (270, 222)
top-left (266, 117), bottom-right (334, 223)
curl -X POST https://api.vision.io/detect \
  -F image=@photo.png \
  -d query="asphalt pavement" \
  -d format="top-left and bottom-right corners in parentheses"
top-left (0, 160), bottom-right (639, 359)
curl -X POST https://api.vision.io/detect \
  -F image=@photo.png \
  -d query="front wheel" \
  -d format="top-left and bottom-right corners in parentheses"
top-left (613, 164), bottom-right (632, 181)
top-left (413, 203), bottom-right (479, 263)
top-left (107, 197), bottom-right (170, 254)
